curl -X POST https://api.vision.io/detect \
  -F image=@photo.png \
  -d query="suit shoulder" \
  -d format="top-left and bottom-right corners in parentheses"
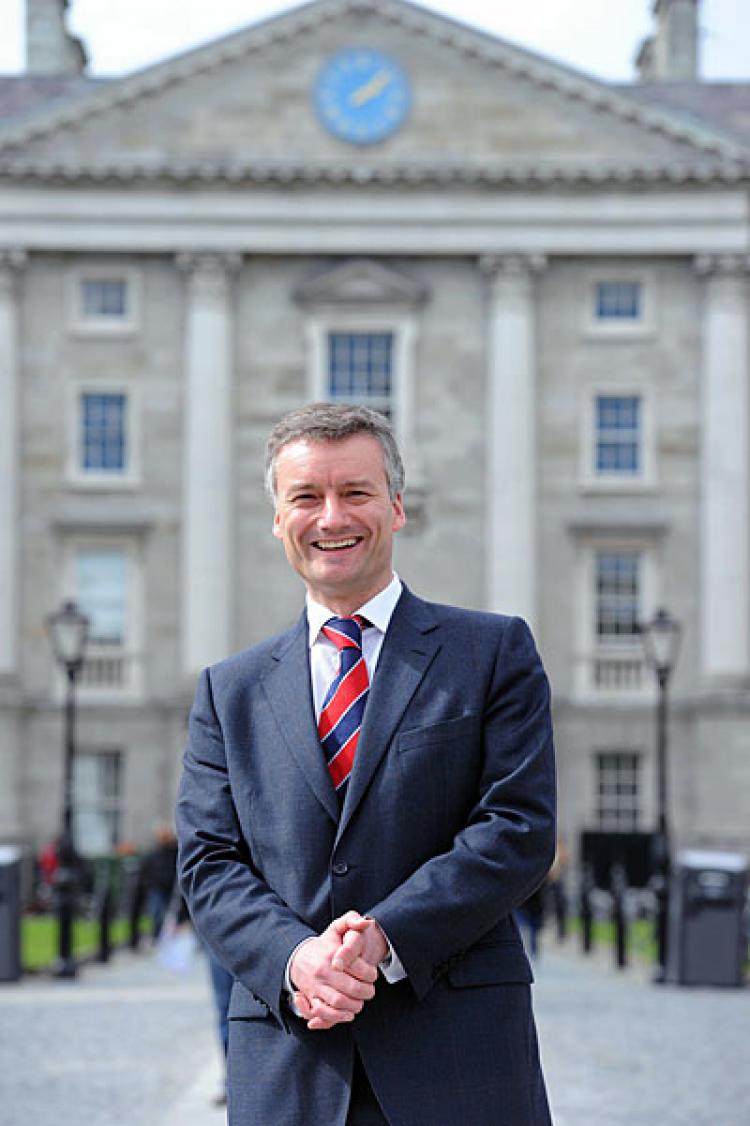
top-left (204, 621), bottom-right (301, 685)
top-left (415, 595), bottom-right (529, 638)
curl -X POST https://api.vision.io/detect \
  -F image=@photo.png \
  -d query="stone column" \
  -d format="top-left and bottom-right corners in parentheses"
top-left (0, 251), bottom-right (26, 676)
top-left (696, 254), bottom-right (750, 679)
top-left (481, 255), bottom-right (545, 628)
top-left (178, 253), bottom-right (240, 676)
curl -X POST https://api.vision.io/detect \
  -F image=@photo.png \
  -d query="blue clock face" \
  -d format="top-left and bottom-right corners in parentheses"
top-left (314, 48), bottom-right (411, 146)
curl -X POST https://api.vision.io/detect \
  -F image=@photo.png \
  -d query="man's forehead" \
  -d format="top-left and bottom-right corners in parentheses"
top-left (276, 433), bottom-right (384, 468)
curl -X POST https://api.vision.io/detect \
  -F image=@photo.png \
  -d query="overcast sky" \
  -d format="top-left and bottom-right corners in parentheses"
top-left (1, 0), bottom-right (749, 82)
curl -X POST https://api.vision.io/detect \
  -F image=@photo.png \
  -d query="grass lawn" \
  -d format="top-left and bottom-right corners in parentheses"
top-left (21, 915), bottom-right (150, 972)
top-left (569, 916), bottom-right (657, 963)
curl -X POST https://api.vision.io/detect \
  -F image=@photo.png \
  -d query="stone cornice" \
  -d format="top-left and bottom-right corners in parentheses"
top-left (0, 155), bottom-right (747, 188)
top-left (0, 0), bottom-right (746, 162)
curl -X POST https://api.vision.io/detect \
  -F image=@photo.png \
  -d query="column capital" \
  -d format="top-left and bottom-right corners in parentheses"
top-left (693, 253), bottom-right (750, 279)
top-left (0, 249), bottom-right (27, 295)
top-left (176, 252), bottom-right (242, 301)
top-left (479, 254), bottom-right (547, 305)
top-left (479, 253), bottom-right (547, 281)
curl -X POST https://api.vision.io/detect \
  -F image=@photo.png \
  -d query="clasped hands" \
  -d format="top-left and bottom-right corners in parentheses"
top-left (289, 910), bottom-right (388, 1031)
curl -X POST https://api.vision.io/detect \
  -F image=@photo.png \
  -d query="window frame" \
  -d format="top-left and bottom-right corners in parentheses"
top-left (583, 269), bottom-right (656, 340)
top-left (59, 537), bottom-right (143, 699)
top-left (580, 384), bottom-right (655, 492)
top-left (305, 309), bottom-right (418, 479)
top-left (68, 265), bottom-right (141, 337)
top-left (595, 750), bottom-right (642, 832)
top-left (67, 381), bottom-right (141, 489)
top-left (73, 748), bottom-right (124, 855)
top-left (574, 537), bottom-right (658, 699)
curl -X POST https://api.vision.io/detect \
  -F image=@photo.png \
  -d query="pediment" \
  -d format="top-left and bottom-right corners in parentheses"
top-left (295, 258), bottom-right (427, 307)
top-left (0, 0), bottom-right (746, 185)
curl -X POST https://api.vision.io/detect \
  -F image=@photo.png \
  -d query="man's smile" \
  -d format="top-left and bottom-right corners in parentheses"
top-left (311, 537), bottom-right (362, 552)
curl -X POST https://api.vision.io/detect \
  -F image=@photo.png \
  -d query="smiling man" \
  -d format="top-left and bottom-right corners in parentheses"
top-left (176, 402), bottom-right (555, 1125)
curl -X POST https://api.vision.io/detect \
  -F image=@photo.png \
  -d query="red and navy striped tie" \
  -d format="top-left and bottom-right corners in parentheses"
top-left (318, 616), bottom-right (369, 795)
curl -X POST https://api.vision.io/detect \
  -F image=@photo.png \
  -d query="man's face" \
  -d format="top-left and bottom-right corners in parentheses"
top-left (272, 433), bottom-right (406, 613)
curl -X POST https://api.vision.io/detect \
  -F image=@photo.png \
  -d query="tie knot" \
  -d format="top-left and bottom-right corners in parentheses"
top-left (321, 616), bottom-right (365, 651)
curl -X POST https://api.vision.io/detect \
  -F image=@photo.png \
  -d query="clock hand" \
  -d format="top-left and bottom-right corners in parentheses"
top-left (350, 69), bottom-right (393, 107)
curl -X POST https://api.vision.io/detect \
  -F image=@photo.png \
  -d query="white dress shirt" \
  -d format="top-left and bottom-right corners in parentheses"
top-left (285, 574), bottom-right (407, 1001)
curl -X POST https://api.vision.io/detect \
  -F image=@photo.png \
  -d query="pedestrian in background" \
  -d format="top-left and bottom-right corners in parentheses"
top-left (138, 823), bottom-right (178, 940)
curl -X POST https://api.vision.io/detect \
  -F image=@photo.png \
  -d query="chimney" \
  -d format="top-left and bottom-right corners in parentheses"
top-left (637, 0), bottom-right (700, 82)
top-left (26, 0), bottom-right (88, 76)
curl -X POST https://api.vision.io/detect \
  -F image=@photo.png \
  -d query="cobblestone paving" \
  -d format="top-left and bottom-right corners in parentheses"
top-left (1, 939), bottom-right (747, 1125)
top-left (0, 949), bottom-right (224, 1126)
top-left (533, 939), bottom-right (750, 1126)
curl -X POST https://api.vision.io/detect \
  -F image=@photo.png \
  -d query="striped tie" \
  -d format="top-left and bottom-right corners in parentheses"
top-left (318, 616), bottom-right (369, 795)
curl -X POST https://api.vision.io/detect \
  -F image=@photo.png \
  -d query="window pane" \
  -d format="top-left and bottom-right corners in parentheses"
top-left (81, 279), bottom-right (128, 319)
top-left (595, 282), bottom-right (641, 320)
top-left (74, 750), bottom-right (122, 854)
top-left (80, 393), bottom-right (127, 472)
top-left (596, 551), bottom-right (640, 639)
top-left (596, 751), bottom-right (640, 830)
top-left (76, 550), bottom-right (127, 646)
top-left (595, 395), bottom-right (641, 475)
top-left (327, 332), bottom-right (393, 417)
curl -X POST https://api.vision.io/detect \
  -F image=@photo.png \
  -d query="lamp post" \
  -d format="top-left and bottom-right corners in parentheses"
top-left (46, 600), bottom-right (90, 979)
top-left (639, 606), bottom-right (682, 983)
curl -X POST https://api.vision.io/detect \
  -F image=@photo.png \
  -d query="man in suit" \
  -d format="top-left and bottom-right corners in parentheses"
top-left (176, 402), bottom-right (555, 1125)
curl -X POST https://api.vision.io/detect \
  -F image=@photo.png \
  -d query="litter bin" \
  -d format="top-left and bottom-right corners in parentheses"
top-left (0, 846), bottom-right (22, 982)
top-left (667, 850), bottom-right (747, 987)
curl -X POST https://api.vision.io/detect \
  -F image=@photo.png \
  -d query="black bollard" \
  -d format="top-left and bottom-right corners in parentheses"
top-left (610, 863), bottom-right (628, 970)
top-left (98, 885), bottom-right (112, 963)
top-left (580, 864), bottom-right (594, 954)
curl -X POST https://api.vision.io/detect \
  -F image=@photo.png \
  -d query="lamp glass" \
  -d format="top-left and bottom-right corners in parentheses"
top-left (641, 608), bottom-right (682, 674)
top-left (47, 600), bottom-right (90, 668)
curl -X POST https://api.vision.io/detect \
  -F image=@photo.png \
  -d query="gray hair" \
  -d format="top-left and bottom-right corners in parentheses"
top-left (265, 402), bottom-right (405, 503)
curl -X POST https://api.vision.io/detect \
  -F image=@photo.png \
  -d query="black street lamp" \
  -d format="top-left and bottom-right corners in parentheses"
top-left (639, 606), bottom-right (682, 983)
top-left (46, 600), bottom-right (90, 978)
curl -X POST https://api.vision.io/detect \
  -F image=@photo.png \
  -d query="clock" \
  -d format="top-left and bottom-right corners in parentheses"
top-left (314, 48), bottom-right (411, 146)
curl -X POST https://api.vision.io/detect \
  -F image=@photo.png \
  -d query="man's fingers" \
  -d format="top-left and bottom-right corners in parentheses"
top-left (331, 928), bottom-right (364, 970)
top-left (305, 996), bottom-right (357, 1030)
top-left (292, 992), bottom-right (314, 1019)
top-left (330, 911), bottom-right (368, 937)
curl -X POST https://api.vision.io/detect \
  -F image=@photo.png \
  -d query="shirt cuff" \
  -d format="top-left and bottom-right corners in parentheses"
top-left (377, 926), bottom-right (407, 983)
top-left (285, 936), bottom-right (315, 1016)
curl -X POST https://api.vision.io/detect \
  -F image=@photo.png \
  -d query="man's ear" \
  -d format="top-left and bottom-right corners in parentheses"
top-left (272, 509), bottom-right (283, 539)
top-left (392, 494), bottom-right (407, 533)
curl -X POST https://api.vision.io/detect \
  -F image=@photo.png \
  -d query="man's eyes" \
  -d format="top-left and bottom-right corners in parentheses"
top-left (288, 489), bottom-right (372, 503)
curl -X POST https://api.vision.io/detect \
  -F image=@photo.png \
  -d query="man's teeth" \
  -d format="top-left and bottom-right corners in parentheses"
top-left (315, 539), bottom-right (358, 550)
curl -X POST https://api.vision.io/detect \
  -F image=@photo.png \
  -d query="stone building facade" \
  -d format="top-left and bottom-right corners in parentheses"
top-left (1, 0), bottom-right (749, 862)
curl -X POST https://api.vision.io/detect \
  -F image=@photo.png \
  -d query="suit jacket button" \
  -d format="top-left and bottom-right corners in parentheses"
top-left (332, 862), bottom-right (349, 876)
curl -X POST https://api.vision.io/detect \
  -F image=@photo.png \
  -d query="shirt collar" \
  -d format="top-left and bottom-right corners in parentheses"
top-left (306, 573), bottom-right (403, 647)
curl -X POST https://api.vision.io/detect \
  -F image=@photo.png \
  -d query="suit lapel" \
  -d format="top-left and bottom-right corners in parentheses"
top-left (338, 588), bottom-right (442, 837)
top-left (261, 614), bottom-right (339, 824)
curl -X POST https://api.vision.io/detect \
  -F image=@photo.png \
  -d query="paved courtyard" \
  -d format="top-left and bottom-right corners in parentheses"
top-left (0, 935), bottom-right (747, 1125)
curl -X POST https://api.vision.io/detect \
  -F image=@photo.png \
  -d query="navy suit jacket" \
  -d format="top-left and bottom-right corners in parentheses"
top-left (176, 586), bottom-right (555, 1125)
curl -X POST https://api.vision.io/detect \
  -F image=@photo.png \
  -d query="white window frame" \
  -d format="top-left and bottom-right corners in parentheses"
top-left (73, 748), bottom-right (124, 855)
top-left (580, 384), bottom-right (656, 492)
top-left (574, 538), bottom-right (658, 699)
top-left (595, 750), bottom-right (642, 831)
top-left (60, 537), bottom-right (143, 699)
top-left (68, 265), bottom-right (141, 337)
top-left (66, 381), bottom-right (141, 489)
top-left (583, 269), bottom-right (657, 340)
top-left (305, 309), bottom-right (419, 488)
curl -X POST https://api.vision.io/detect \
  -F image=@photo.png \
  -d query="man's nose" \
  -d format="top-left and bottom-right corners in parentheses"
top-left (319, 493), bottom-right (347, 527)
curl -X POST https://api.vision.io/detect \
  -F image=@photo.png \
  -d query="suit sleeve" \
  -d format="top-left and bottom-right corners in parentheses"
top-left (368, 617), bottom-right (556, 1001)
top-left (175, 668), bottom-right (316, 1026)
